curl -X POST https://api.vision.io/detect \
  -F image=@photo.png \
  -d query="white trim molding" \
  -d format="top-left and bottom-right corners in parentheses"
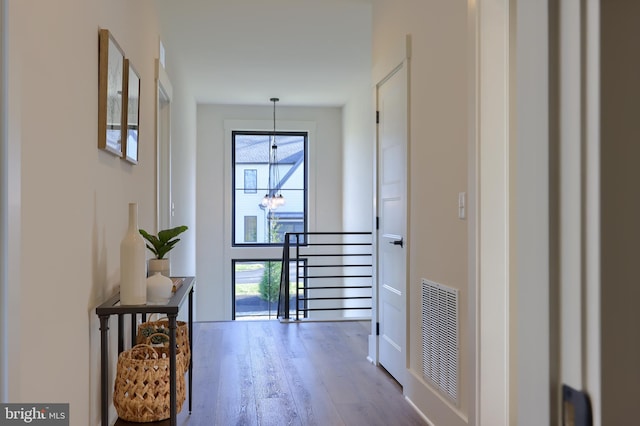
top-left (477, 0), bottom-right (512, 424)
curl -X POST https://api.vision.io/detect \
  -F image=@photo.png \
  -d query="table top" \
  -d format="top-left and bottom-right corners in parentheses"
top-left (96, 276), bottom-right (195, 316)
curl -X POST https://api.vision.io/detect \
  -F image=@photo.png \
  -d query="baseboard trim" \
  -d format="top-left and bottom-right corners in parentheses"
top-left (405, 395), bottom-right (435, 426)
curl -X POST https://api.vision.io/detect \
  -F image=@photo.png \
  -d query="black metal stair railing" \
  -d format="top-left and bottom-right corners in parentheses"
top-left (277, 232), bottom-right (373, 321)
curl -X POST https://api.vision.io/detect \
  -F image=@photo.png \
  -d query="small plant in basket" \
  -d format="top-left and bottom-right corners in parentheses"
top-left (139, 323), bottom-right (169, 339)
top-left (148, 333), bottom-right (169, 346)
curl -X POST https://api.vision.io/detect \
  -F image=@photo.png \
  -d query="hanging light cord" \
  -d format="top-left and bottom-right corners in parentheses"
top-left (262, 97), bottom-right (284, 210)
top-left (270, 98), bottom-right (280, 201)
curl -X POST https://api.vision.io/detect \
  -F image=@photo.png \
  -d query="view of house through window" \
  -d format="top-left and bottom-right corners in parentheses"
top-left (243, 169), bottom-right (257, 193)
top-left (233, 260), bottom-right (302, 320)
top-left (243, 216), bottom-right (257, 242)
top-left (232, 131), bottom-right (307, 245)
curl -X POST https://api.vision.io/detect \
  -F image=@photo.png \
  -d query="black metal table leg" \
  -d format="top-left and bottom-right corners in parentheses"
top-left (188, 287), bottom-right (194, 414)
top-left (168, 313), bottom-right (178, 426)
top-left (117, 314), bottom-right (124, 354)
top-left (99, 315), bottom-right (109, 426)
top-left (130, 313), bottom-right (137, 347)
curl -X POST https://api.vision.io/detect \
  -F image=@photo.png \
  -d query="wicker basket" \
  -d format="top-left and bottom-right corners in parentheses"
top-left (143, 333), bottom-right (182, 366)
top-left (113, 344), bottom-right (186, 423)
top-left (137, 316), bottom-right (190, 370)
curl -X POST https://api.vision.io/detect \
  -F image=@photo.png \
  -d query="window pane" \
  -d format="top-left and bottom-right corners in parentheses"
top-left (244, 169), bottom-right (257, 193)
top-left (244, 216), bottom-right (257, 242)
top-left (233, 132), bottom-right (306, 245)
top-left (233, 260), bottom-right (301, 320)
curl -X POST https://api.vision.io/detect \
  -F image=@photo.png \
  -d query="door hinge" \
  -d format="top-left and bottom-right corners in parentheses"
top-left (376, 216), bottom-right (379, 230)
top-left (376, 322), bottom-right (380, 336)
top-left (376, 111), bottom-right (380, 124)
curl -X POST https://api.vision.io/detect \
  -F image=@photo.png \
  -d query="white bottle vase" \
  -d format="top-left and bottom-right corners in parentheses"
top-left (146, 272), bottom-right (173, 304)
top-left (120, 203), bottom-right (147, 305)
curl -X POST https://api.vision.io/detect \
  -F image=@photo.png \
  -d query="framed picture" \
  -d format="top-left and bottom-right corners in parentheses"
top-left (123, 59), bottom-right (140, 164)
top-left (98, 29), bottom-right (125, 156)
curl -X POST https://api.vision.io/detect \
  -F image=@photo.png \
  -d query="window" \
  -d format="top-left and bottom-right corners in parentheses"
top-left (232, 259), bottom-right (303, 320)
top-left (232, 131), bottom-right (307, 246)
top-left (243, 169), bottom-right (257, 193)
top-left (244, 216), bottom-right (257, 242)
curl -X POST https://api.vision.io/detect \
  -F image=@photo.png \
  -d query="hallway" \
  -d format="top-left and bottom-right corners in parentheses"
top-left (171, 320), bottom-right (426, 425)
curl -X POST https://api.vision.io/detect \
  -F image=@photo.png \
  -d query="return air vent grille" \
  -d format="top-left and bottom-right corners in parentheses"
top-left (421, 278), bottom-right (459, 403)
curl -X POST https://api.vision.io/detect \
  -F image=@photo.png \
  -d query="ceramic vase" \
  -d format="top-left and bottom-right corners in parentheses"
top-left (120, 203), bottom-right (147, 305)
top-left (146, 272), bottom-right (173, 304)
top-left (148, 258), bottom-right (170, 277)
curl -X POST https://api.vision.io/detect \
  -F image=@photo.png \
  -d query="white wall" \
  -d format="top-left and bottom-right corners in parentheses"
top-left (558, 0), bottom-right (585, 395)
top-left (343, 86), bottom-right (374, 233)
top-left (477, 0), bottom-right (510, 423)
top-left (342, 85), bottom-right (374, 318)
top-left (0, 0), bottom-right (7, 401)
top-left (196, 104), bottom-right (343, 321)
top-left (555, 0), bottom-right (602, 423)
top-left (474, 2), bottom-right (554, 425)
top-left (584, 0), bottom-right (600, 422)
top-left (3, 1), bottom-right (161, 424)
top-left (515, 1), bottom-right (551, 424)
top-left (372, 1), bottom-right (470, 424)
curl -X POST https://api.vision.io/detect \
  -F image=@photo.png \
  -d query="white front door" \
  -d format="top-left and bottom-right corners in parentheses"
top-left (377, 61), bottom-right (408, 385)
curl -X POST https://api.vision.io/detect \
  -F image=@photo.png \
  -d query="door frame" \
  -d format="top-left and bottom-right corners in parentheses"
top-left (0, 0), bottom-right (6, 401)
top-left (155, 57), bottom-right (173, 233)
top-left (370, 35), bottom-right (411, 374)
top-left (475, 0), bottom-right (551, 424)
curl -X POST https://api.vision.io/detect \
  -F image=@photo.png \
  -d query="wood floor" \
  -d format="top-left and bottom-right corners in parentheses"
top-left (170, 320), bottom-right (426, 426)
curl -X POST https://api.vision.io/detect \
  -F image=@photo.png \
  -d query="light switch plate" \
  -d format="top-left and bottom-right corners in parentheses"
top-left (458, 192), bottom-right (466, 220)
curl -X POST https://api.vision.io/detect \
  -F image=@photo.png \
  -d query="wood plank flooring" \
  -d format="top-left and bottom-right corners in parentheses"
top-left (170, 320), bottom-right (426, 426)
top-left (116, 321), bottom-right (426, 426)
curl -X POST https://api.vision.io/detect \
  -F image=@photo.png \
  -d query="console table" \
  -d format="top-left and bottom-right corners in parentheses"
top-left (96, 276), bottom-right (195, 426)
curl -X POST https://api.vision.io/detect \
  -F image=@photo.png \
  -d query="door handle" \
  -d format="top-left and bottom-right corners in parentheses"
top-left (389, 238), bottom-right (403, 248)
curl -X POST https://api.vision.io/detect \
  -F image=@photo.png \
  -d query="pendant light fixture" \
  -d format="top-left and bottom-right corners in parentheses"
top-left (261, 97), bottom-right (285, 210)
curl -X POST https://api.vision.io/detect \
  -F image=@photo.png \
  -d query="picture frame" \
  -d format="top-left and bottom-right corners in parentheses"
top-left (122, 59), bottom-right (140, 164)
top-left (98, 29), bottom-right (125, 156)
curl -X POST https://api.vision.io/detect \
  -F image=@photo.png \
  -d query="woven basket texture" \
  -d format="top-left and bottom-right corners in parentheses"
top-left (137, 318), bottom-right (190, 370)
top-left (113, 344), bottom-right (185, 422)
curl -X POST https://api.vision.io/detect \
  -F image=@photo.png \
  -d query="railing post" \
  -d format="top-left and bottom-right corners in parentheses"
top-left (296, 233), bottom-right (301, 321)
top-left (283, 234), bottom-right (290, 319)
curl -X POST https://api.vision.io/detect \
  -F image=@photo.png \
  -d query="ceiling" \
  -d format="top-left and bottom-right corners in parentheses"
top-left (154, 0), bottom-right (373, 107)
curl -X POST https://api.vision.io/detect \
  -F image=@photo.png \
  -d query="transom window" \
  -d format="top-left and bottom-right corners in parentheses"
top-left (232, 131), bottom-right (307, 246)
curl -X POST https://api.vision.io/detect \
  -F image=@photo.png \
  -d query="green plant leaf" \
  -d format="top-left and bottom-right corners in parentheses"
top-left (150, 333), bottom-right (169, 345)
top-left (156, 239), bottom-right (180, 259)
top-left (139, 226), bottom-right (188, 259)
top-left (158, 226), bottom-right (188, 243)
top-left (144, 243), bottom-right (158, 257)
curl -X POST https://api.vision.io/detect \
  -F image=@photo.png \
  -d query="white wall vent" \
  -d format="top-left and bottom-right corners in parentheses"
top-left (421, 278), bottom-right (459, 403)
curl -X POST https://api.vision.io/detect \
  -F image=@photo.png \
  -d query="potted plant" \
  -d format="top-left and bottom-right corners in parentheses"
top-left (139, 225), bottom-right (188, 277)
